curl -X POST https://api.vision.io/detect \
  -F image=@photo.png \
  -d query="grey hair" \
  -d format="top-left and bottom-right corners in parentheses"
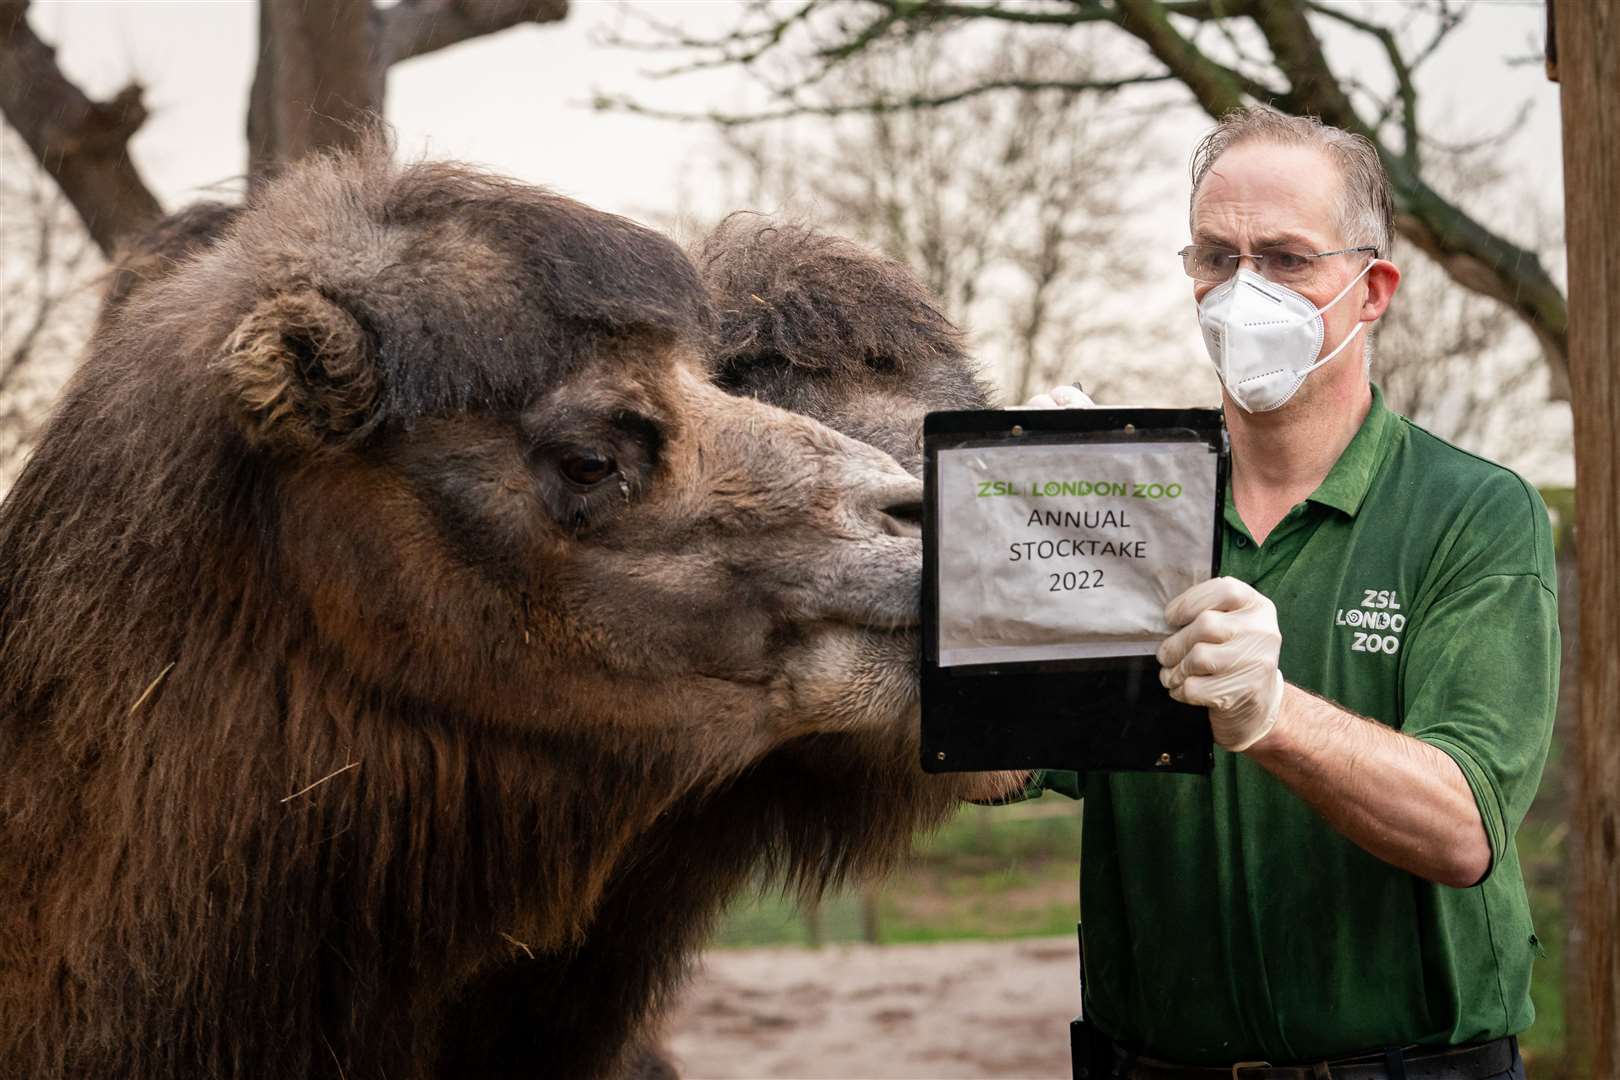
top-left (1188, 105), bottom-right (1395, 258)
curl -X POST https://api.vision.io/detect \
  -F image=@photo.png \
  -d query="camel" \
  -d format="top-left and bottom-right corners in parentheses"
top-left (0, 143), bottom-right (1007, 1080)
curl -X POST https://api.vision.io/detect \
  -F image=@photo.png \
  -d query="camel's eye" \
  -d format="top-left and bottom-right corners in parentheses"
top-left (559, 452), bottom-right (617, 487)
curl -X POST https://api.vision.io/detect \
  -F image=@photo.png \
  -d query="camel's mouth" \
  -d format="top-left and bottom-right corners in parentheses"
top-left (823, 534), bottom-right (922, 634)
top-left (878, 499), bottom-right (923, 540)
top-left (873, 599), bottom-right (922, 634)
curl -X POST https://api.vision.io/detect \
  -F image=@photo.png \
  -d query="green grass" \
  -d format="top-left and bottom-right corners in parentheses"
top-left (712, 888), bottom-right (868, 948)
top-left (710, 800), bottom-right (1082, 948)
top-left (1518, 814), bottom-right (1571, 1073)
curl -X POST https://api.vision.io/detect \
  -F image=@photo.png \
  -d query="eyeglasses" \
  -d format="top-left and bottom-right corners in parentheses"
top-left (1178, 244), bottom-right (1378, 286)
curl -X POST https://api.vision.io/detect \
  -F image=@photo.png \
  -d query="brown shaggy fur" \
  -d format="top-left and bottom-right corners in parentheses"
top-left (99, 200), bottom-right (243, 319)
top-left (0, 149), bottom-right (997, 1080)
top-left (696, 212), bottom-right (991, 472)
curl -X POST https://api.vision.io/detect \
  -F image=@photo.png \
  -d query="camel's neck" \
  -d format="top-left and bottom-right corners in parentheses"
top-left (8, 643), bottom-right (679, 1078)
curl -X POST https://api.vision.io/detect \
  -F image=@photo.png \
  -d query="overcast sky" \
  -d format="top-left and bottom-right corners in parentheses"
top-left (12, 0), bottom-right (1573, 481)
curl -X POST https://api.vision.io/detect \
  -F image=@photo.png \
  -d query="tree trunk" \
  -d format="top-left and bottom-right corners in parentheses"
top-left (1557, 538), bottom-right (1585, 1074)
top-left (246, 0), bottom-right (568, 185)
top-left (247, 0), bottom-right (380, 187)
top-left (1554, 0), bottom-right (1620, 1074)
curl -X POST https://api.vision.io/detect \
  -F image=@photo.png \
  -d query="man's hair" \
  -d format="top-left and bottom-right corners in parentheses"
top-left (1188, 105), bottom-right (1395, 258)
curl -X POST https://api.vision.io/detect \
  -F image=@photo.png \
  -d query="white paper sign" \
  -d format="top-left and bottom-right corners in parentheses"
top-left (935, 440), bottom-right (1218, 666)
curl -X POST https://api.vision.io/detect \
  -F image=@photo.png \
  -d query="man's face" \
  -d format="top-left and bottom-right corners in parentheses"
top-left (1190, 141), bottom-right (1386, 382)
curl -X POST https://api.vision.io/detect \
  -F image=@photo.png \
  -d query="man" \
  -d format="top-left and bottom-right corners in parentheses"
top-left (1020, 106), bottom-right (1556, 1079)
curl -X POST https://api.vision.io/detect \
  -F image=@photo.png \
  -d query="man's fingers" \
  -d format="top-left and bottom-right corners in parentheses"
top-left (1156, 608), bottom-right (1236, 667)
top-left (1180, 639), bottom-right (1238, 678)
top-left (1166, 672), bottom-right (1238, 712)
top-left (1023, 384), bottom-right (1096, 409)
top-left (1160, 639), bottom-right (1242, 693)
top-left (1164, 576), bottom-right (1257, 628)
top-left (1049, 384), bottom-right (1095, 408)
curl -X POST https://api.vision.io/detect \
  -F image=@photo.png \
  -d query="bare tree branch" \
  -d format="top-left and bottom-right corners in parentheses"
top-left (609, 1), bottom-right (819, 79)
top-left (1419, 99), bottom-right (1534, 156)
top-left (859, 0), bottom-right (1240, 28)
top-left (1243, 0), bottom-right (1361, 124)
top-left (600, 1), bottom-right (813, 58)
top-left (1, 178), bottom-right (66, 389)
top-left (603, 0), bottom-right (1230, 81)
top-left (1302, 0), bottom-right (1464, 169)
top-left (1, 124), bottom-right (102, 477)
top-left (376, 0), bottom-right (568, 66)
top-left (0, 0), bottom-right (163, 255)
top-left (596, 72), bottom-right (1177, 126)
top-left (1113, 0), bottom-right (1281, 116)
top-left (699, 33), bottom-right (1170, 406)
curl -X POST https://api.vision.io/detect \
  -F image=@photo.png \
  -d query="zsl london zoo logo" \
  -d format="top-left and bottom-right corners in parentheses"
top-left (1336, 588), bottom-right (1406, 656)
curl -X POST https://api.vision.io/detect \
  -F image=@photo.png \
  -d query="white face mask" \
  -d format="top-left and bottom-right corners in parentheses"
top-left (1197, 260), bottom-right (1375, 413)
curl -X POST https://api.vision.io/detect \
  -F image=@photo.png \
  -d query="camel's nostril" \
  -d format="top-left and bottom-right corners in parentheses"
top-left (881, 500), bottom-right (924, 538)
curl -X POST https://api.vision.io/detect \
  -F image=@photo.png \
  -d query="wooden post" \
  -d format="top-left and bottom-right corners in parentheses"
top-left (1552, 1), bottom-right (1620, 1073)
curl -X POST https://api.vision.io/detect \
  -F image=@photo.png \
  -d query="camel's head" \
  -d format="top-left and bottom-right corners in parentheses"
top-left (697, 215), bottom-right (991, 476)
top-left (89, 150), bottom-right (928, 748)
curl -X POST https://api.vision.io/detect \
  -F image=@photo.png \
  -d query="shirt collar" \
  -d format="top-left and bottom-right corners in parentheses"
top-left (1221, 384), bottom-right (1398, 535)
top-left (1304, 383), bottom-right (1397, 518)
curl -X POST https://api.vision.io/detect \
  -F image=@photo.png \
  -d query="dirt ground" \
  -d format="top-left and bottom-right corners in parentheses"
top-left (663, 937), bottom-right (1080, 1080)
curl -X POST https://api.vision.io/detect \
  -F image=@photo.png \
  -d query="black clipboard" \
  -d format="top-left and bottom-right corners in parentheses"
top-left (920, 407), bottom-right (1227, 776)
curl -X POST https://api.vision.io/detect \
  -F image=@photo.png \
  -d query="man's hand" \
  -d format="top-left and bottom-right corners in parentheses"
top-left (1023, 383), bottom-right (1095, 408)
top-left (1157, 577), bottom-right (1284, 752)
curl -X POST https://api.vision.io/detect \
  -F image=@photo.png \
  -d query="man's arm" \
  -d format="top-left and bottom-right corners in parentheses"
top-left (1157, 576), bottom-right (1500, 889)
top-left (1247, 684), bottom-right (1489, 888)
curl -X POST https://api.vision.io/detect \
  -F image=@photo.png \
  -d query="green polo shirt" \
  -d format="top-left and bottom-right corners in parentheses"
top-left (1027, 385), bottom-right (1558, 1063)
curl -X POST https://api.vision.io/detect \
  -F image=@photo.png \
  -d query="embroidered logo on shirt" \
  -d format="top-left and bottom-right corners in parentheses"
top-left (1335, 588), bottom-right (1406, 655)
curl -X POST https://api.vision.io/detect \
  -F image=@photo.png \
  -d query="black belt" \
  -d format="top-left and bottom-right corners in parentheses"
top-left (1122, 1036), bottom-right (1516, 1080)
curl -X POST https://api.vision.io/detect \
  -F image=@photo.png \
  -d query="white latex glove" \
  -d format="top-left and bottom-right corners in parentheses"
top-left (1023, 383), bottom-right (1095, 409)
top-left (1156, 576), bottom-right (1285, 752)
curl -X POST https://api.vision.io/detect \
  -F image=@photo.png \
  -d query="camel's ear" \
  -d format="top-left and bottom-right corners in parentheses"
top-left (216, 288), bottom-right (381, 451)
